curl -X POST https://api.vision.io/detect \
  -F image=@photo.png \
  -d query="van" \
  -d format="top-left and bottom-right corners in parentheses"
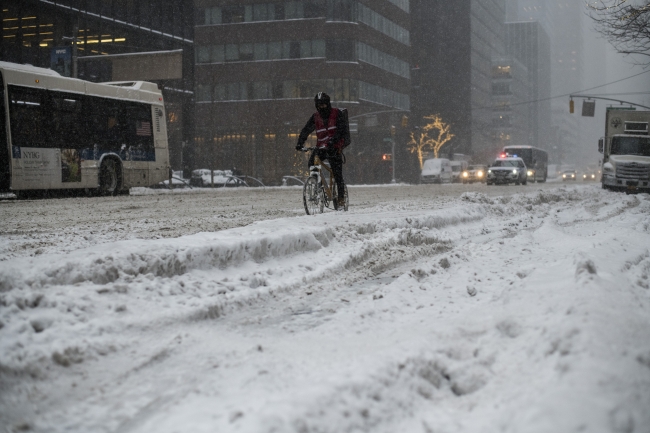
top-left (450, 160), bottom-right (469, 183)
top-left (421, 158), bottom-right (452, 184)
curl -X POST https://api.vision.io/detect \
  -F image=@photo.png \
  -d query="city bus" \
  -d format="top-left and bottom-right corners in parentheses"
top-left (0, 61), bottom-right (169, 198)
top-left (502, 145), bottom-right (548, 183)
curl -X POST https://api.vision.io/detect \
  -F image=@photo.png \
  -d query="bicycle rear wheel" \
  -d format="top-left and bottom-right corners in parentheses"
top-left (303, 176), bottom-right (324, 215)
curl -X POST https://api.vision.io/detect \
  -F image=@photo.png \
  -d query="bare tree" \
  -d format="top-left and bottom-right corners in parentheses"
top-left (588, 0), bottom-right (650, 62)
top-left (408, 114), bottom-right (455, 169)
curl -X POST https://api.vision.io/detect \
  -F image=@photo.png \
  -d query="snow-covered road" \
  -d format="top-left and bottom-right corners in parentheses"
top-left (1, 184), bottom-right (649, 433)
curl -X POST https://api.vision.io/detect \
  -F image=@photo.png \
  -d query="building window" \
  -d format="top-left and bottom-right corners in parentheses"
top-left (253, 82), bottom-right (272, 99)
top-left (388, 0), bottom-right (409, 12)
top-left (239, 43), bottom-right (254, 61)
top-left (204, 7), bottom-right (222, 25)
top-left (357, 3), bottom-right (409, 45)
top-left (357, 42), bottom-right (409, 78)
top-left (304, 0), bottom-right (326, 18)
top-left (199, 79), bottom-right (359, 102)
top-left (222, 5), bottom-right (247, 23)
top-left (327, 39), bottom-right (355, 61)
top-left (327, 0), bottom-right (355, 22)
top-left (492, 82), bottom-right (511, 95)
top-left (225, 44), bottom-right (239, 61)
top-left (359, 81), bottom-right (409, 110)
top-left (285, 1), bottom-right (304, 19)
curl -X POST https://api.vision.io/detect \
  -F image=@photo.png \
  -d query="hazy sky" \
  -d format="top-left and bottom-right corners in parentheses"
top-left (570, 10), bottom-right (650, 165)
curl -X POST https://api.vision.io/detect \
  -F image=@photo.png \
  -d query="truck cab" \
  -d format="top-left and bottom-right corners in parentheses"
top-left (600, 110), bottom-right (650, 193)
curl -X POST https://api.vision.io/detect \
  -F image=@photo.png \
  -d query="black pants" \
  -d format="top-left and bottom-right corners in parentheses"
top-left (309, 147), bottom-right (345, 200)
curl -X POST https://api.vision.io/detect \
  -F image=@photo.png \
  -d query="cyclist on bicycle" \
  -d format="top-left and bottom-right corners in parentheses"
top-left (295, 92), bottom-right (348, 208)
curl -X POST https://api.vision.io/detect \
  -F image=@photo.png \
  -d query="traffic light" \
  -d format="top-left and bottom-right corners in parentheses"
top-left (569, 99), bottom-right (574, 114)
top-left (401, 115), bottom-right (408, 127)
top-left (382, 154), bottom-right (392, 161)
top-left (390, 125), bottom-right (396, 137)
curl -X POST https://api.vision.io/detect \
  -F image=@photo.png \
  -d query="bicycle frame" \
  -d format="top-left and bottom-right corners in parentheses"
top-left (312, 154), bottom-right (337, 204)
top-left (300, 146), bottom-right (348, 214)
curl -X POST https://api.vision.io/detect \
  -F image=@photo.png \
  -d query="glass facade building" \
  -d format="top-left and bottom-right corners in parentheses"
top-left (1, 0), bottom-right (195, 172)
top-left (193, 0), bottom-right (412, 185)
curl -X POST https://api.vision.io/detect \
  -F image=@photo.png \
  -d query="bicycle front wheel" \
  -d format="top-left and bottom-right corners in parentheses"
top-left (303, 176), bottom-right (324, 215)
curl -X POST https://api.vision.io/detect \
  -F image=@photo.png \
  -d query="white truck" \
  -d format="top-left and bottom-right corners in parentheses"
top-left (599, 108), bottom-right (650, 194)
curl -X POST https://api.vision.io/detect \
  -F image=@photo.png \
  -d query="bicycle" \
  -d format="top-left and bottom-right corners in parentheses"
top-left (300, 147), bottom-right (349, 215)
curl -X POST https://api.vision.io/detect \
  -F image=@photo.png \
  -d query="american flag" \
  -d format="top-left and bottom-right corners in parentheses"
top-left (136, 120), bottom-right (152, 136)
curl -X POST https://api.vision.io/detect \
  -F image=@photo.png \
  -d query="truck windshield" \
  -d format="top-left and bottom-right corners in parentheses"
top-left (611, 136), bottom-right (650, 157)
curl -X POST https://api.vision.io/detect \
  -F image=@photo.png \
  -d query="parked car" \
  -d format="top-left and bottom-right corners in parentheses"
top-left (562, 169), bottom-right (577, 181)
top-left (421, 158), bottom-right (452, 184)
top-left (450, 160), bottom-right (469, 183)
top-left (462, 164), bottom-right (487, 184)
top-left (190, 169), bottom-right (245, 187)
top-left (486, 157), bottom-right (528, 185)
top-left (154, 171), bottom-right (191, 189)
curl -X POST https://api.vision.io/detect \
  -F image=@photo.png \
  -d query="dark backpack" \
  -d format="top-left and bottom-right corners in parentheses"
top-left (340, 108), bottom-right (351, 148)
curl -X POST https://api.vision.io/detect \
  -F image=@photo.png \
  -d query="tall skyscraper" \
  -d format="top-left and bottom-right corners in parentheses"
top-left (505, 21), bottom-right (551, 151)
top-left (506, 0), bottom-right (585, 163)
top-left (411, 0), bottom-right (506, 161)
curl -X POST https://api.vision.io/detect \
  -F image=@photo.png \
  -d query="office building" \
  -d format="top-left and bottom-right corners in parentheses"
top-left (411, 0), bottom-right (506, 163)
top-left (504, 20), bottom-right (551, 151)
top-left (490, 56), bottom-right (530, 158)
top-left (193, 0), bottom-right (411, 184)
top-left (1, 0), bottom-right (195, 172)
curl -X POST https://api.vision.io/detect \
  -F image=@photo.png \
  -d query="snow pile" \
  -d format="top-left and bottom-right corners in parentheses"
top-left (1, 185), bottom-right (649, 433)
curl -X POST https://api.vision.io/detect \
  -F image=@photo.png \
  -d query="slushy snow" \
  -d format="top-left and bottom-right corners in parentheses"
top-left (1, 185), bottom-right (649, 433)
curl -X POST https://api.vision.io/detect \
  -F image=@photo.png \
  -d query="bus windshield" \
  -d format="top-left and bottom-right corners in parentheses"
top-left (611, 136), bottom-right (650, 157)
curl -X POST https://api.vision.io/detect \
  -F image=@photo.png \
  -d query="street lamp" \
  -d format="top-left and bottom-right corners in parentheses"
top-left (61, 25), bottom-right (79, 78)
top-left (390, 125), bottom-right (396, 183)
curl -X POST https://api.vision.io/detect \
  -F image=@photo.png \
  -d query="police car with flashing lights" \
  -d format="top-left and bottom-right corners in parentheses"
top-left (486, 157), bottom-right (528, 185)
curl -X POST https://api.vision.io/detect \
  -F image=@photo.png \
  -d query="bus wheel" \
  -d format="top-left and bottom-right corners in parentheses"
top-left (99, 159), bottom-right (120, 196)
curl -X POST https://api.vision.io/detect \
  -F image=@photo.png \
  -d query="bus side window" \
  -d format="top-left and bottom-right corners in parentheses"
top-left (8, 86), bottom-right (50, 148)
top-left (51, 93), bottom-right (83, 148)
top-left (124, 104), bottom-right (154, 160)
top-left (82, 96), bottom-right (124, 153)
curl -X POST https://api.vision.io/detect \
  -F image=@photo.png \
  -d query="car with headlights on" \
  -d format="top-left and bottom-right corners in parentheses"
top-left (581, 170), bottom-right (598, 181)
top-left (486, 157), bottom-right (527, 185)
top-left (562, 169), bottom-right (577, 181)
top-left (462, 165), bottom-right (488, 184)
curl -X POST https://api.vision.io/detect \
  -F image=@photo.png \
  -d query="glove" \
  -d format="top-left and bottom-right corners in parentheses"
top-left (295, 143), bottom-right (303, 151)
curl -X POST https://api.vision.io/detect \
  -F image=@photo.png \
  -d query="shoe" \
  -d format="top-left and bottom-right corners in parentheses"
top-left (337, 197), bottom-right (346, 210)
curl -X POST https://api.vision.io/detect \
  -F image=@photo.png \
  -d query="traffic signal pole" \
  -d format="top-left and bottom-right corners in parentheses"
top-left (569, 95), bottom-right (650, 111)
top-left (391, 137), bottom-right (396, 184)
top-left (390, 125), bottom-right (396, 184)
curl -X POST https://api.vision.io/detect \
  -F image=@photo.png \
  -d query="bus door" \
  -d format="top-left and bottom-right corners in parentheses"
top-left (123, 104), bottom-right (152, 187)
top-left (152, 106), bottom-right (169, 184)
top-left (0, 71), bottom-right (9, 191)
